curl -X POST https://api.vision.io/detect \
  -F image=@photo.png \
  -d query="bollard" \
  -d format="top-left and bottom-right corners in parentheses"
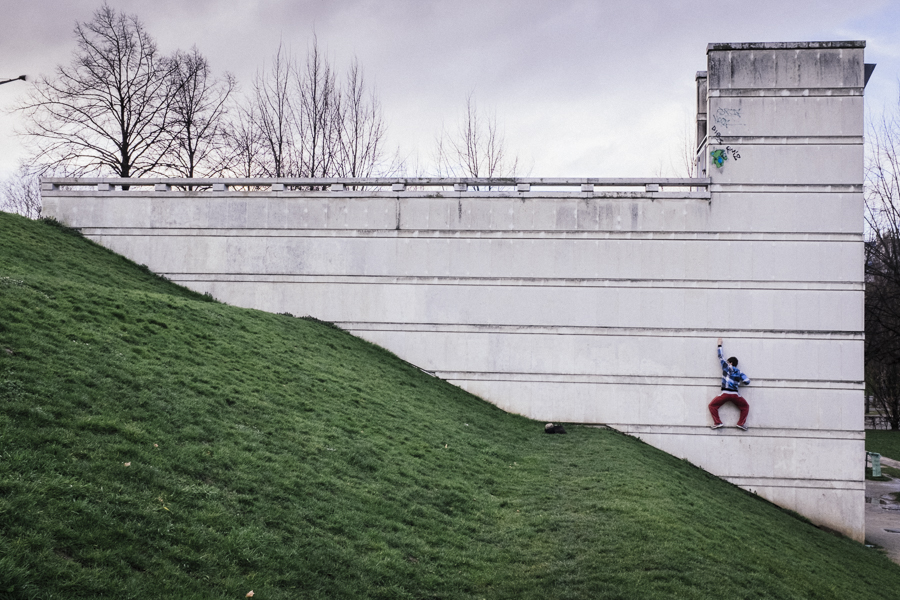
top-left (867, 451), bottom-right (882, 478)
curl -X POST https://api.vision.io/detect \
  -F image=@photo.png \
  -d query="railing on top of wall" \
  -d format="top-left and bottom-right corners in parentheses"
top-left (41, 177), bottom-right (711, 195)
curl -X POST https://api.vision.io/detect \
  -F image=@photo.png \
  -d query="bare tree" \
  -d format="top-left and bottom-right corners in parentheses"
top-left (336, 58), bottom-right (388, 177)
top-left (235, 39), bottom-right (389, 181)
top-left (653, 117), bottom-right (696, 179)
top-left (0, 165), bottom-right (42, 219)
top-left (250, 43), bottom-right (298, 177)
top-left (435, 93), bottom-right (519, 186)
top-left (18, 4), bottom-right (175, 177)
top-left (164, 46), bottom-right (236, 178)
top-left (865, 96), bottom-right (900, 429)
top-left (222, 103), bottom-right (265, 178)
top-left (679, 116), bottom-right (698, 178)
top-left (295, 38), bottom-right (340, 178)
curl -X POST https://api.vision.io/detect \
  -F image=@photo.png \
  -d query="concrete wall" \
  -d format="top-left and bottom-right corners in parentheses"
top-left (41, 41), bottom-right (867, 540)
top-left (679, 41), bottom-right (866, 540)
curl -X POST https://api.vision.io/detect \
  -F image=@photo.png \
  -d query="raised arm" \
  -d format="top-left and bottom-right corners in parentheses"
top-left (717, 338), bottom-right (727, 367)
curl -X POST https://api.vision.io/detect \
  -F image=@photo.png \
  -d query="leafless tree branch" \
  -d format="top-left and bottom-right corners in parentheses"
top-left (17, 4), bottom-right (176, 178)
top-left (865, 91), bottom-right (900, 429)
top-left (434, 93), bottom-right (519, 189)
top-left (229, 38), bottom-right (390, 182)
top-left (0, 165), bottom-right (43, 219)
top-left (163, 46), bottom-right (236, 179)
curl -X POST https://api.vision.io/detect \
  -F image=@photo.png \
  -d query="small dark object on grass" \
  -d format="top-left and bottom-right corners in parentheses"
top-left (544, 423), bottom-right (567, 434)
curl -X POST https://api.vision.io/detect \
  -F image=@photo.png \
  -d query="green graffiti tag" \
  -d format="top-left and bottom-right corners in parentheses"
top-left (710, 148), bottom-right (727, 169)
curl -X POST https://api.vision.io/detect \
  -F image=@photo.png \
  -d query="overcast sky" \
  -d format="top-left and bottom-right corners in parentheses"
top-left (1, 0), bottom-right (898, 180)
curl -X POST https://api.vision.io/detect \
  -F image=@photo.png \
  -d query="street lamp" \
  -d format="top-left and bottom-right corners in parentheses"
top-left (0, 75), bottom-right (26, 85)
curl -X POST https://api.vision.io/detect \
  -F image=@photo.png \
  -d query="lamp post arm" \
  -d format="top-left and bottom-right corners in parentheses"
top-left (0, 75), bottom-right (27, 86)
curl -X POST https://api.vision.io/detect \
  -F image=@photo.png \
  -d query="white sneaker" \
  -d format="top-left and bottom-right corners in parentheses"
top-left (711, 423), bottom-right (724, 429)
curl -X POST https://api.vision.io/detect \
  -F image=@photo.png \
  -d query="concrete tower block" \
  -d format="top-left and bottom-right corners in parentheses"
top-left (704, 42), bottom-right (866, 186)
top-left (636, 42), bottom-right (868, 541)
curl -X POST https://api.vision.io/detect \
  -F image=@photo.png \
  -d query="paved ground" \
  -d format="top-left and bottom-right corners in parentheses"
top-left (866, 456), bottom-right (900, 564)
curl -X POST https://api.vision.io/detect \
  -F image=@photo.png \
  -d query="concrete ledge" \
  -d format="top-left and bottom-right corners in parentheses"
top-left (613, 424), bottom-right (863, 440)
top-left (708, 41), bottom-right (865, 51)
top-left (83, 228), bottom-right (865, 242)
top-left (709, 184), bottom-right (862, 193)
top-left (725, 476), bottom-right (864, 490)
top-left (708, 88), bottom-right (864, 97)
top-left (165, 273), bottom-right (864, 291)
top-left (436, 371), bottom-right (863, 390)
top-left (337, 321), bottom-right (864, 338)
top-left (711, 137), bottom-right (862, 145)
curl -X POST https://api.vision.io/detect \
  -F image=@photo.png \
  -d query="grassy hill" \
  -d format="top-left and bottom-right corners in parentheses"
top-left (2, 210), bottom-right (899, 599)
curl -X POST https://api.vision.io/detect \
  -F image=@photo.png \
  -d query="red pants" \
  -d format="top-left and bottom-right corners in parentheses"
top-left (709, 392), bottom-right (749, 427)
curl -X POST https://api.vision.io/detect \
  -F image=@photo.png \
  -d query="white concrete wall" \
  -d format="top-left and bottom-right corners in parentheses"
top-left (688, 41), bottom-right (866, 539)
top-left (40, 41), bottom-right (867, 541)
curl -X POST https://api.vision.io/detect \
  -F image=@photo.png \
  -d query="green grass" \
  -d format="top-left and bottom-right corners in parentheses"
top-left (3, 210), bottom-right (900, 599)
top-left (882, 465), bottom-right (900, 479)
top-left (867, 430), bottom-right (900, 462)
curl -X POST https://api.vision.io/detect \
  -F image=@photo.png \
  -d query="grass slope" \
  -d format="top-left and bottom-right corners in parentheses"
top-left (2, 211), bottom-right (899, 599)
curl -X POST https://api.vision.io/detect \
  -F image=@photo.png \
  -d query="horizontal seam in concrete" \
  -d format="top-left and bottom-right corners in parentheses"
top-left (710, 185), bottom-right (863, 192)
top-left (447, 372), bottom-right (860, 381)
top-left (708, 89), bottom-right (864, 97)
top-left (442, 378), bottom-right (863, 392)
top-left (45, 191), bottom-right (713, 200)
top-left (722, 480), bottom-right (865, 491)
top-left (82, 229), bottom-right (864, 242)
top-left (340, 323), bottom-right (863, 338)
top-left (711, 183), bottom-right (862, 187)
top-left (723, 479), bottom-right (864, 487)
top-left (45, 176), bottom-right (713, 186)
top-left (439, 371), bottom-right (860, 381)
top-left (707, 41), bottom-right (865, 50)
top-left (722, 476), bottom-right (864, 484)
top-left (440, 374), bottom-right (863, 387)
top-left (617, 422), bottom-right (863, 431)
top-left (164, 274), bottom-right (864, 290)
top-left (172, 281), bottom-right (865, 292)
top-left (708, 138), bottom-right (863, 145)
top-left (621, 432), bottom-right (864, 442)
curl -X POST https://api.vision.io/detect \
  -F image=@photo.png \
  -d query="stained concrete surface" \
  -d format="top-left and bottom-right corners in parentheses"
top-left (865, 456), bottom-right (900, 564)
